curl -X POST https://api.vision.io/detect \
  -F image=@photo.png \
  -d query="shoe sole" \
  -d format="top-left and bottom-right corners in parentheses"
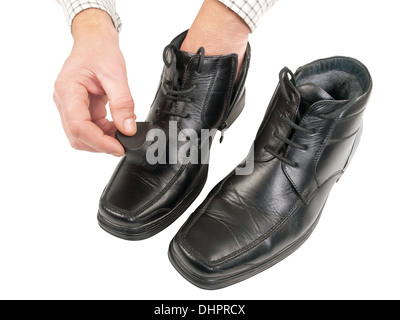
top-left (168, 202), bottom-right (325, 290)
top-left (97, 168), bottom-right (209, 241)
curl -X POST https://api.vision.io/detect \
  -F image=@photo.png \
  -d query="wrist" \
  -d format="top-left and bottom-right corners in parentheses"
top-left (204, 0), bottom-right (250, 36)
top-left (181, 0), bottom-right (249, 56)
top-left (71, 8), bottom-right (117, 41)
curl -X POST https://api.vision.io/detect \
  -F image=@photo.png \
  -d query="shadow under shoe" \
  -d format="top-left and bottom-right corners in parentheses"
top-left (97, 31), bottom-right (251, 240)
top-left (169, 56), bottom-right (372, 289)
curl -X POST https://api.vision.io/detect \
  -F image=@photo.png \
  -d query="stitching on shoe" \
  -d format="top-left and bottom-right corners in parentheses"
top-left (200, 58), bottom-right (220, 129)
top-left (178, 173), bottom-right (233, 270)
top-left (178, 167), bottom-right (303, 267)
top-left (101, 164), bottom-right (187, 223)
top-left (254, 87), bottom-right (278, 143)
top-left (135, 164), bottom-right (187, 216)
top-left (254, 82), bottom-right (299, 162)
top-left (312, 127), bottom-right (362, 189)
top-left (282, 104), bottom-right (336, 204)
top-left (102, 156), bottom-right (126, 199)
top-left (312, 118), bottom-right (337, 194)
top-left (328, 128), bottom-right (359, 143)
top-left (335, 107), bottom-right (366, 122)
top-left (220, 55), bottom-right (237, 123)
top-left (282, 107), bottom-right (323, 203)
top-left (179, 194), bottom-right (303, 268)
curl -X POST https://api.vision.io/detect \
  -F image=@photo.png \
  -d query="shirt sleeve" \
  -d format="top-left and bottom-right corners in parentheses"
top-left (217, 0), bottom-right (277, 32)
top-left (56, 0), bottom-right (122, 32)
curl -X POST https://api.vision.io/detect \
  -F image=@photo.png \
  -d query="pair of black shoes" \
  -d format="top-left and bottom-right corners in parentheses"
top-left (98, 31), bottom-right (372, 289)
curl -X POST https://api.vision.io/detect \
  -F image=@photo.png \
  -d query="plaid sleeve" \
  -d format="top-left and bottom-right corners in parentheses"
top-left (217, 0), bottom-right (277, 32)
top-left (56, 0), bottom-right (122, 32)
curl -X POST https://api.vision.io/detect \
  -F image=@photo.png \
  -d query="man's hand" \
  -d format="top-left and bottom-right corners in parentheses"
top-left (53, 9), bottom-right (136, 156)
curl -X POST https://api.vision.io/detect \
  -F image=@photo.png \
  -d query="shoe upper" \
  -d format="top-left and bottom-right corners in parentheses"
top-left (98, 31), bottom-right (251, 230)
top-left (170, 56), bottom-right (372, 285)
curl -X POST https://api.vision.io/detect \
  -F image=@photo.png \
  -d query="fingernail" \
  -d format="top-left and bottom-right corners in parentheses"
top-left (124, 118), bottom-right (136, 134)
top-left (112, 152), bottom-right (122, 157)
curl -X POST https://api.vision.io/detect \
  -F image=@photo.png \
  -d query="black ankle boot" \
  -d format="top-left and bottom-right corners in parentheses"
top-left (97, 31), bottom-right (251, 240)
top-left (169, 56), bottom-right (372, 289)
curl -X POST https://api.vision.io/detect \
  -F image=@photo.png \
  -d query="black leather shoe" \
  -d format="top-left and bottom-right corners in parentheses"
top-left (97, 31), bottom-right (251, 240)
top-left (169, 56), bottom-right (372, 289)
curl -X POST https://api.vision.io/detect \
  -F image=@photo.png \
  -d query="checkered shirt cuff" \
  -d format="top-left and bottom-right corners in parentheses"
top-left (56, 0), bottom-right (121, 32)
top-left (217, 0), bottom-right (277, 32)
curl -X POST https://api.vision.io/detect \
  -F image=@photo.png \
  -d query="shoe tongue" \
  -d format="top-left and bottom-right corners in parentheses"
top-left (174, 49), bottom-right (196, 82)
top-left (175, 49), bottom-right (195, 68)
top-left (296, 82), bottom-right (334, 118)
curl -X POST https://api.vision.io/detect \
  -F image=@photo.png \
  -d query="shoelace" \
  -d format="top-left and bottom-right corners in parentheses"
top-left (156, 45), bottom-right (205, 119)
top-left (264, 68), bottom-right (315, 168)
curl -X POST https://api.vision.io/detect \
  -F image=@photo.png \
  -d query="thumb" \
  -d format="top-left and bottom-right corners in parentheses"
top-left (102, 75), bottom-right (136, 136)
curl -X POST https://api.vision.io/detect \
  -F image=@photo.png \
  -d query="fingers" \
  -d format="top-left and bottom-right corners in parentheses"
top-left (54, 81), bottom-right (124, 156)
top-left (100, 71), bottom-right (137, 137)
top-left (68, 119), bottom-right (124, 156)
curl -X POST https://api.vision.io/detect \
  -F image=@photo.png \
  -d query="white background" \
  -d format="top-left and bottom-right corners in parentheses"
top-left (0, 0), bottom-right (399, 300)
